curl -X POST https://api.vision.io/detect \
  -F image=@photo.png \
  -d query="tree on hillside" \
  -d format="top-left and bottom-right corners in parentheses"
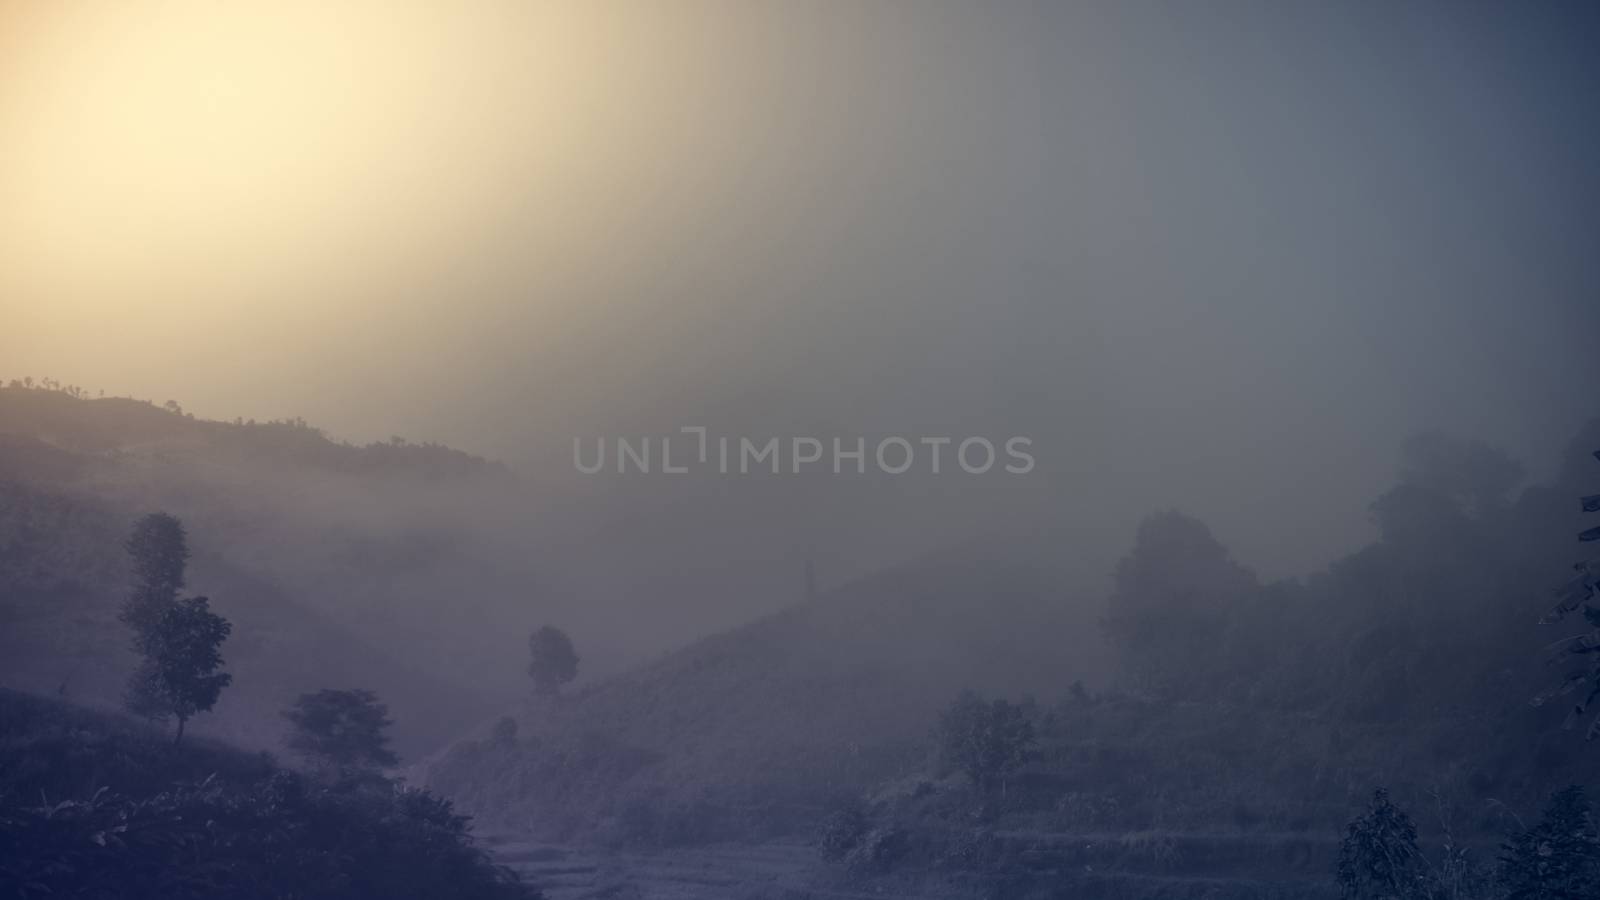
top-left (117, 513), bottom-right (231, 741)
top-left (935, 691), bottom-right (1035, 794)
top-left (134, 596), bottom-right (233, 744)
top-left (120, 512), bottom-right (189, 634)
top-left (284, 688), bottom-right (399, 774)
top-left (1101, 511), bottom-right (1258, 697)
top-left (1398, 431), bottom-right (1526, 520)
top-left (527, 626), bottom-right (578, 696)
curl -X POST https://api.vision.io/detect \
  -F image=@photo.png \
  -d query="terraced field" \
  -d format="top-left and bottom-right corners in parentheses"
top-left (483, 829), bottom-right (1356, 899)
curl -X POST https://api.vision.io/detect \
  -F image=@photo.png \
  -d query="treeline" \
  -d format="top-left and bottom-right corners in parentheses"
top-left (0, 379), bottom-right (505, 480)
top-left (806, 424), bottom-right (1600, 895)
top-left (1100, 428), bottom-right (1600, 727)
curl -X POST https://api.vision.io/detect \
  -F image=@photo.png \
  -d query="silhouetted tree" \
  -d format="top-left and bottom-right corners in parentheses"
top-left (285, 688), bottom-right (399, 774)
top-left (527, 626), bottom-right (578, 696)
top-left (117, 513), bottom-right (228, 738)
top-left (1102, 511), bottom-right (1258, 697)
top-left (1336, 788), bottom-right (1425, 900)
top-left (935, 691), bottom-right (1035, 794)
top-left (1499, 786), bottom-right (1600, 900)
top-left (1398, 431), bottom-right (1525, 519)
top-left (1534, 447), bottom-right (1600, 739)
top-left (120, 512), bottom-right (189, 634)
top-left (136, 596), bottom-right (233, 744)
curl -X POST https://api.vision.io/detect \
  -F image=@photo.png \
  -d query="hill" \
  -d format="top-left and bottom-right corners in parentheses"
top-left (426, 542), bottom-right (1111, 843)
top-left (0, 384), bottom-right (518, 755)
top-left (426, 420), bottom-right (1600, 898)
top-left (0, 688), bottom-right (538, 900)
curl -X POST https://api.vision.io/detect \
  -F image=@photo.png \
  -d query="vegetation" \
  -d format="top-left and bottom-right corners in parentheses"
top-left (0, 691), bottom-right (537, 900)
top-left (1100, 510), bottom-right (1257, 698)
top-left (1498, 786), bottom-right (1600, 899)
top-left (117, 513), bottom-right (232, 743)
top-left (933, 691), bottom-right (1035, 793)
top-left (527, 625), bottom-right (578, 696)
top-left (0, 382), bottom-right (507, 756)
top-left (129, 596), bottom-right (233, 744)
top-left (9, 377), bottom-right (1600, 897)
top-left (1532, 448), bottom-right (1600, 739)
top-left (0, 378), bottom-right (504, 479)
top-left (284, 688), bottom-right (399, 775)
top-left (119, 512), bottom-right (188, 632)
top-left (1336, 789), bottom-right (1425, 900)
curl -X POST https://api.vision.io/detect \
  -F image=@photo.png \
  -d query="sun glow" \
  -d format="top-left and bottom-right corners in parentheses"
top-left (0, 1), bottom-right (617, 358)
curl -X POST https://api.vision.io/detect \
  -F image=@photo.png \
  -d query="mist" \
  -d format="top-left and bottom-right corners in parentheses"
top-left (5, 3), bottom-right (1600, 899)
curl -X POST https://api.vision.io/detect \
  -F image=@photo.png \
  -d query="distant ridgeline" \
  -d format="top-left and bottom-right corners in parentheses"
top-left (0, 379), bottom-right (513, 757)
top-left (0, 379), bottom-right (507, 480)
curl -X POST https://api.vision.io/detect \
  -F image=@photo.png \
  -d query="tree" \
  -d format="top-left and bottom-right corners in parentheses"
top-left (284, 688), bottom-right (399, 774)
top-left (136, 596), bottom-right (233, 744)
top-left (116, 513), bottom-right (229, 740)
top-left (1336, 788), bottom-right (1425, 900)
top-left (119, 512), bottom-right (189, 635)
top-left (1397, 431), bottom-right (1525, 519)
top-left (1499, 786), bottom-right (1600, 900)
top-left (1533, 447), bottom-right (1600, 739)
top-left (934, 691), bottom-right (1035, 794)
top-left (527, 626), bottom-right (578, 696)
top-left (1102, 511), bottom-right (1258, 697)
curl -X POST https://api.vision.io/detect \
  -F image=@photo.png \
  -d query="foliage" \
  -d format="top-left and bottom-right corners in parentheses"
top-left (816, 802), bottom-right (870, 861)
top-left (843, 825), bottom-right (909, 874)
top-left (1336, 788), bottom-right (1426, 900)
top-left (131, 596), bottom-right (233, 742)
top-left (934, 691), bottom-right (1035, 793)
top-left (1398, 431), bottom-right (1526, 519)
top-left (0, 690), bottom-right (537, 900)
top-left (1101, 510), bottom-right (1259, 697)
top-left (284, 688), bottom-right (399, 773)
top-left (527, 625), bottom-right (579, 695)
top-left (1533, 446), bottom-right (1600, 740)
top-left (1499, 786), bottom-right (1600, 900)
top-left (119, 512), bottom-right (188, 633)
top-left (115, 514), bottom-right (231, 741)
top-left (0, 772), bottom-right (537, 900)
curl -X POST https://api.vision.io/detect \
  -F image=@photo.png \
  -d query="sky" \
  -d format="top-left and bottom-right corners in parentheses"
top-left (3, 0), bottom-right (1599, 582)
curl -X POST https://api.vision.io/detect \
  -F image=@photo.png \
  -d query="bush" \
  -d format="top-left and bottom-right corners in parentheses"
top-left (1336, 788), bottom-right (1426, 900)
top-left (1499, 786), bottom-right (1600, 900)
top-left (844, 826), bottom-right (908, 875)
top-left (816, 803), bottom-right (869, 861)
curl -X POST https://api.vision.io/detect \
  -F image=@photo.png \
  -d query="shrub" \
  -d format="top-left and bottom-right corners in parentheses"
top-left (1336, 788), bottom-right (1426, 900)
top-left (1499, 786), bottom-right (1600, 900)
top-left (844, 826), bottom-right (908, 874)
top-left (817, 803), bottom-right (869, 861)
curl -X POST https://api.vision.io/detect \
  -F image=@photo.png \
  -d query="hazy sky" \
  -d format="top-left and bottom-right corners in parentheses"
top-left (4, 1), bottom-right (1599, 581)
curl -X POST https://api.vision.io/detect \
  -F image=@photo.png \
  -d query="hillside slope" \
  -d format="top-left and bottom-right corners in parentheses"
top-left (0, 688), bottom-right (538, 900)
top-left (0, 385), bottom-right (517, 755)
top-left (427, 543), bottom-right (1110, 841)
